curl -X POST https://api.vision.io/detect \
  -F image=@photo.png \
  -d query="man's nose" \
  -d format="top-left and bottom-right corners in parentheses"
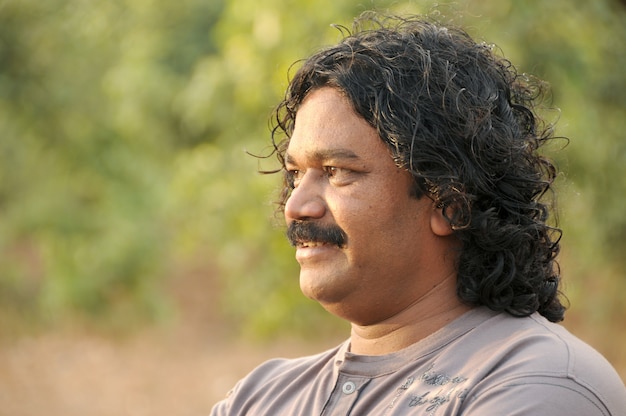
top-left (284, 170), bottom-right (326, 222)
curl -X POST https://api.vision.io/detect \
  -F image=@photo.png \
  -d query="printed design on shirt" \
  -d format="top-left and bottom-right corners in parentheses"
top-left (387, 362), bottom-right (469, 415)
top-left (386, 375), bottom-right (415, 410)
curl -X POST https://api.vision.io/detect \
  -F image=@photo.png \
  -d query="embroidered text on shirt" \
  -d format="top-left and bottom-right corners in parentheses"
top-left (405, 363), bottom-right (469, 415)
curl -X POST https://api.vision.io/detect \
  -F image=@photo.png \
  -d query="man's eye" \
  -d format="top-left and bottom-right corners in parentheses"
top-left (286, 169), bottom-right (301, 188)
top-left (324, 166), bottom-right (355, 185)
top-left (324, 166), bottom-right (339, 177)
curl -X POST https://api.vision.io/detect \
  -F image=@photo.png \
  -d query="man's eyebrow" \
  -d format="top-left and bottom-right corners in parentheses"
top-left (285, 149), bottom-right (361, 164)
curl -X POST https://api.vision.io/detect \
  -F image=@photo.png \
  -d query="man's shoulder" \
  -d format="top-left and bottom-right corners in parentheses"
top-left (476, 311), bottom-right (614, 374)
top-left (450, 309), bottom-right (626, 415)
top-left (210, 341), bottom-right (346, 415)
top-left (460, 310), bottom-right (616, 379)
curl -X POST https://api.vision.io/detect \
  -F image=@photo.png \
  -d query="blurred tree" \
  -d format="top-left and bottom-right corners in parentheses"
top-left (0, 0), bottom-right (225, 331)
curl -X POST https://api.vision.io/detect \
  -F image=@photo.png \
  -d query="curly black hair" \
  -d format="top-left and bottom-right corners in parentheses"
top-left (269, 13), bottom-right (566, 322)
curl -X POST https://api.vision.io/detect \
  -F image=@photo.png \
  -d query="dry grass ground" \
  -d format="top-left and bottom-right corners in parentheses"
top-left (0, 326), bottom-right (332, 416)
top-left (0, 266), bottom-right (340, 416)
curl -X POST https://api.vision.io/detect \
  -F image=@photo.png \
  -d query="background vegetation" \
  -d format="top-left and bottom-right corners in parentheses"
top-left (1, 0), bottom-right (624, 376)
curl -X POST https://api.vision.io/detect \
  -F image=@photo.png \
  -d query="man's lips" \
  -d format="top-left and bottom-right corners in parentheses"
top-left (295, 240), bottom-right (338, 249)
top-left (294, 240), bottom-right (341, 263)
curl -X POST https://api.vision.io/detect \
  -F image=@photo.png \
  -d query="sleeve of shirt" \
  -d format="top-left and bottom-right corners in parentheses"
top-left (209, 384), bottom-right (237, 416)
top-left (208, 358), bottom-right (302, 416)
top-left (460, 376), bottom-right (621, 416)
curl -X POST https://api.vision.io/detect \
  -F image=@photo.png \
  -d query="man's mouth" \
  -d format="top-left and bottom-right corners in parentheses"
top-left (297, 240), bottom-right (334, 249)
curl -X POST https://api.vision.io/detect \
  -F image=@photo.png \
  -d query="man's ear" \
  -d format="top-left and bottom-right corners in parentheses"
top-left (430, 205), bottom-right (454, 237)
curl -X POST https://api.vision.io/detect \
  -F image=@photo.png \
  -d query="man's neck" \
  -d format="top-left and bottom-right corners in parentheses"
top-left (349, 278), bottom-right (472, 356)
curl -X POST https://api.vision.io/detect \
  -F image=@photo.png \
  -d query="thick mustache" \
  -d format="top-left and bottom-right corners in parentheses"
top-left (286, 221), bottom-right (347, 248)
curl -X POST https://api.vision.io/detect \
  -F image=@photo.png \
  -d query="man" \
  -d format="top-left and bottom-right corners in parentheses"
top-left (211, 13), bottom-right (626, 415)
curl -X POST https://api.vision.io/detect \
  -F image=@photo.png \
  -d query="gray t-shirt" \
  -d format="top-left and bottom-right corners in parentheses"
top-left (211, 307), bottom-right (626, 415)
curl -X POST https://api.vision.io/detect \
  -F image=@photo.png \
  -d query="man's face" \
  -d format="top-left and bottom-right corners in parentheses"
top-left (284, 87), bottom-right (451, 325)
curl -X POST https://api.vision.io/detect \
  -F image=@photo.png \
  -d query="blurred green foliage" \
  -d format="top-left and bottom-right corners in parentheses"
top-left (0, 0), bottom-right (625, 348)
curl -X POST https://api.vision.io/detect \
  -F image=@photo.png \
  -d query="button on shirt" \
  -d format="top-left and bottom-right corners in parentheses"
top-left (321, 377), bottom-right (368, 414)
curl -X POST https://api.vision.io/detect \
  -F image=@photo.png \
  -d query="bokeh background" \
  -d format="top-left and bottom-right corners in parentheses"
top-left (0, 0), bottom-right (624, 414)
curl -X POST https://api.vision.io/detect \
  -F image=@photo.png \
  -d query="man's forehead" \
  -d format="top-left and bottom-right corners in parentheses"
top-left (285, 87), bottom-right (386, 165)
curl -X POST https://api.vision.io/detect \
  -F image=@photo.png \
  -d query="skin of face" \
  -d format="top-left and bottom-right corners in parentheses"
top-left (284, 87), bottom-right (460, 328)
